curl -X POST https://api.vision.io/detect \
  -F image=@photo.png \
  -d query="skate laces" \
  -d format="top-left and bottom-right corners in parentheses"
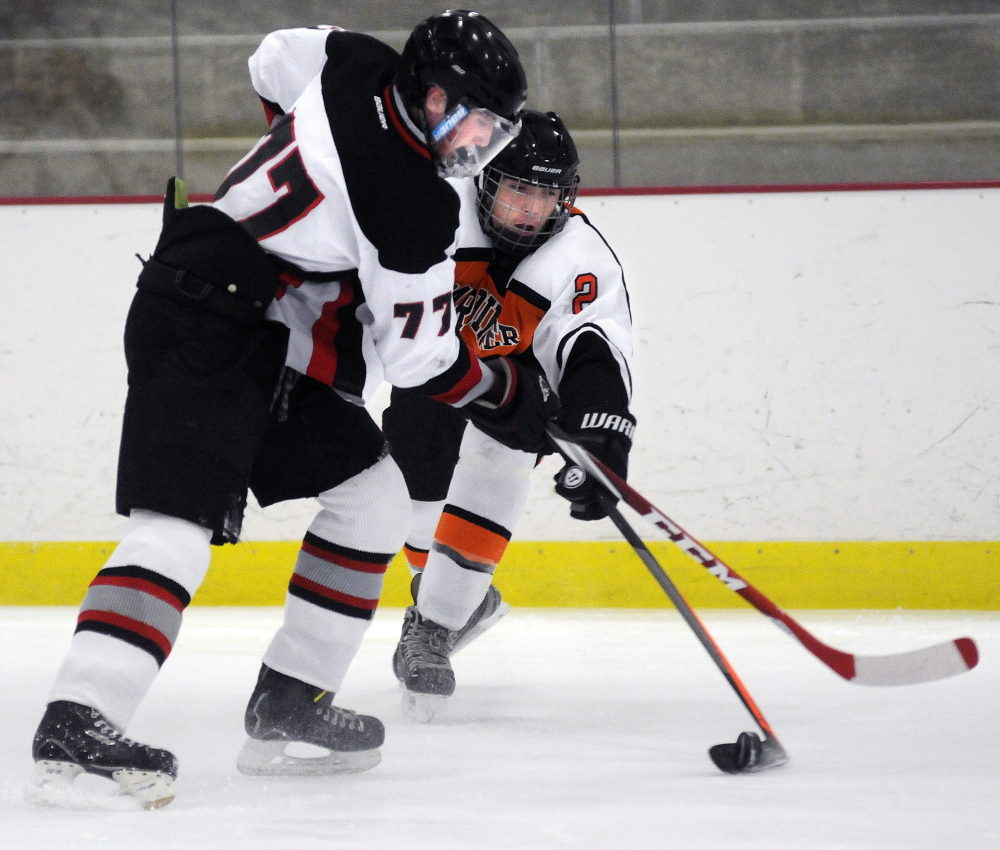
top-left (85, 712), bottom-right (141, 750)
top-left (400, 608), bottom-right (455, 666)
top-left (316, 703), bottom-right (365, 731)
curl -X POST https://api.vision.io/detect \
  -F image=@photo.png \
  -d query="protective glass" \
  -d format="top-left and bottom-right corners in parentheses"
top-left (430, 103), bottom-right (521, 179)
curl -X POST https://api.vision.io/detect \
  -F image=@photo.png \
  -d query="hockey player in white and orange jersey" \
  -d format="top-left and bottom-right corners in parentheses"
top-left (384, 110), bottom-right (635, 718)
top-left (29, 12), bottom-right (559, 809)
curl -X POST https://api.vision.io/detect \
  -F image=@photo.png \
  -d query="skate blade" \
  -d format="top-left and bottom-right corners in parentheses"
top-left (112, 768), bottom-right (176, 809)
top-left (452, 600), bottom-right (510, 655)
top-left (399, 685), bottom-right (447, 723)
top-left (26, 760), bottom-right (174, 811)
top-left (236, 737), bottom-right (381, 777)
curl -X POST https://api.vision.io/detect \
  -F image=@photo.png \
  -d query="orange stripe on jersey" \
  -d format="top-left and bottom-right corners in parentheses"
top-left (499, 288), bottom-right (547, 354)
top-left (436, 510), bottom-right (510, 566)
top-left (453, 259), bottom-right (548, 359)
top-left (455, 258), bottom-right (490, 287)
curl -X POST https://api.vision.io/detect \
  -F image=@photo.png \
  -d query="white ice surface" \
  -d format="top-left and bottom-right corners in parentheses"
top-left (1, 607), bottom-right (997, 849)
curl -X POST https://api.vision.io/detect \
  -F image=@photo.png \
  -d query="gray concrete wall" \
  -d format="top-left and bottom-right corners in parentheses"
top-left (2, 10), bottom-right (999, 194)
top-left (4, 1), bottom-right (1000, 36)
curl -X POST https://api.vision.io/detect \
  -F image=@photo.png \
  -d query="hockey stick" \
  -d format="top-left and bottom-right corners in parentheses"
top-left (547, 424), bottom-right (979, 686)
top-left (597, 491), bottom-right (789, 773)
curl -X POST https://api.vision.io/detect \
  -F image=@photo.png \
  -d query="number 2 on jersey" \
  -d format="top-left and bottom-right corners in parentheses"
top-left (572, 273), bottom-right (598, 314)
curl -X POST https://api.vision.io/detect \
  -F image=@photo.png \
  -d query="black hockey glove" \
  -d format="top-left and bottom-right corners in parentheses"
top-left (554, 408), bottom-right (636, 521)
top-left (464, 358), bottom-right (560, 454)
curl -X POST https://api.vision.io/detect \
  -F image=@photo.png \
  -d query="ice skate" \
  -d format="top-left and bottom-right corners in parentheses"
top-left (393, 604), bottom-right (457, 721)
top-left (237, 665), bottom-right (384, 776)
top-left (393, 582), bottom-right (509, 720)
top-left (28, 700), bottom-right (177, 810)
top-left (452, 583), bottom-right (510, 654)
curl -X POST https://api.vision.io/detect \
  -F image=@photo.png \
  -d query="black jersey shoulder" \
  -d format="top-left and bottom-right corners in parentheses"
top-left (454, 247), bottom-right (493, 264)
top-left (484, 250), bottom-right (522, 298)
top-left (321, 31), bottom-right (459, 275)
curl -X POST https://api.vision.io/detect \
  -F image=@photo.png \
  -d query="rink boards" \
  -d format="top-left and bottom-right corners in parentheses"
top-left (3, 540), bottom-right (998, 608)
top-left (1, 186), bottom-right (999, 608)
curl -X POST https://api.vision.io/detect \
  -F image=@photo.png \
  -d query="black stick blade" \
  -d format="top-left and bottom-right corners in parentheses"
top-left (709, 732), bottom-right (789, 774)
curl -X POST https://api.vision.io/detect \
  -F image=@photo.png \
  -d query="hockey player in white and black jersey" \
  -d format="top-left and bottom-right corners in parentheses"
top-left (29, 12), bottom-right (559, 809)
top-left (384, 110), bottom-right (635, 718)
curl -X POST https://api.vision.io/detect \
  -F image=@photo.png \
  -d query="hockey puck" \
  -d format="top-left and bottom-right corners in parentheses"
top-left (708, 731), bottom-right (789, 774)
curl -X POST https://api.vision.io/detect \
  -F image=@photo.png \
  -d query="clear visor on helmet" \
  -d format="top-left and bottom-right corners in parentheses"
top-left (429, 103), bottom-right (521, 179)
top-left (477, 168), bottom-right (580, 255)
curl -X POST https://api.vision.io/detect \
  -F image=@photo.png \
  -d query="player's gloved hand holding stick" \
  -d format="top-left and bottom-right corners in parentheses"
top-left (553, 408), bottom-right (635, 520)
top-left (464, 357), bottom-right (560, 454)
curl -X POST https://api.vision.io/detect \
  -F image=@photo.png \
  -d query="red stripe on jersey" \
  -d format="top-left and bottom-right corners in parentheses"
top-left (90, 575), bottom-right (187, 613)
top-left (78, 610), bottom-right (174, 659)
top-left (384, 86), bottom-right (431, 160)
top-left (301, 540), bottom-right (390, 574)
top-left (305, 278), bottom-right (354, 385)
top-left (431, 345), bottom-right (485, 405)
top-left (275, 268), bottom-right (304, 300)
top-left (290, 574), bottom-right (379, 610)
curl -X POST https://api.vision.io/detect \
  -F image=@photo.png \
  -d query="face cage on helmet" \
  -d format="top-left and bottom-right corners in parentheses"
top-left (429, 103), bottom-right (521, 179)
top-left (476, 168), bottom-right (580, 255)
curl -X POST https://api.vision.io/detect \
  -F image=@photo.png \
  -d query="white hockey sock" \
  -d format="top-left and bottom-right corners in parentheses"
top-left (417, 554), bottom-right (495, 630)
top-left (48, 632), bottom-right (161, 733)
top-left (416, 427), bottom-right (534, 630)
top-left (48, 510), bottom-right (211, 730)
top-left (403, 499), bottom-right (445, 575)
top-left (263, 455), bottom-right (410, 692)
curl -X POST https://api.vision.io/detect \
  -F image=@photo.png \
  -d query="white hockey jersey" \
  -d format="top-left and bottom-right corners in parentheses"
top-left (448, 178), bottom-right (634, 406)
top-left (212, 27), bottom-right (488, 406)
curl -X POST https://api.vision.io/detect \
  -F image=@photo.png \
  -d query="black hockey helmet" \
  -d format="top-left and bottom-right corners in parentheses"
top-left (477, 109), bottom-right (581, 255)
top-left (397, 10), bottom-right (528, 177)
